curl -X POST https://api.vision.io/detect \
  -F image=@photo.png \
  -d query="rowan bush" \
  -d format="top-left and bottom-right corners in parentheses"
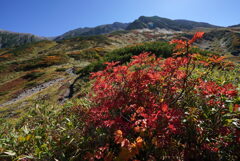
top-left (83, 32), bottom-right (240, 161)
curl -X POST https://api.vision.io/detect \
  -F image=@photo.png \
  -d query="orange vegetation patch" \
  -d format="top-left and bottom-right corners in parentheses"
top-left (0, 53), bottom-right (13, 59)
top-left (43, 55), bottom-right (62, 63)
top-left (0, 77), bottom-right (27, 93)
top-left (68, 47), bottom-right (105, 56)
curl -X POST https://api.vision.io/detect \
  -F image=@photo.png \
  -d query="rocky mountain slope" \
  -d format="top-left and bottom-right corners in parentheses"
top-left (0, 30), bottom-right (46, 49)
top-left (126, 16), bottom-right (219, 30)
top-left (198, 29), bottom-right (240, 56)
top-left (55, 16), bottom-right (220, 40)
top-left (55, 22), bottom-right (129, 40)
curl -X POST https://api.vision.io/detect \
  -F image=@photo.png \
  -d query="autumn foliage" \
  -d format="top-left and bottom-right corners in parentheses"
top-left (77, 32), bottom-right (240, 161)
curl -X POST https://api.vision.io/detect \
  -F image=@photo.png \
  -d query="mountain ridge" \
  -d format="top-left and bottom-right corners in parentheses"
top-left (126, 16), bottom-right (219, 31)
top-left (56, 16), bottom-right (220, 40)
top-left (1, 16), bottom-right (240, 49)
top-left (229, 24), bottom-right (240, 28)
top-left (55, 22), bottom-right (129, 40)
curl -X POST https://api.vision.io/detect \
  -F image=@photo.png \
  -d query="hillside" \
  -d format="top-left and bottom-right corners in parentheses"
top-left (0, 30), bottom-right (46, 49)
top-left (0, 27), bottom-right (240, 123)
top-left (198, 29), bottom-right (240, 56)
top-left (0, 31), bottom-right (239, 161)
top-left (229, 24), bottom-right (240, 28)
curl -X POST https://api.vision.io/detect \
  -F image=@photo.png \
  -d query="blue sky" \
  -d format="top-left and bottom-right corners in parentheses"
top-left (1, 0), bottom-right (240, 37)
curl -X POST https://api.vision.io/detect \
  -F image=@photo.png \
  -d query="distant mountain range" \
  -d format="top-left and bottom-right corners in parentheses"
top-left (1, 16), bottom-right (240, 49)
top-left (229, 24), bottom-right (240, 28)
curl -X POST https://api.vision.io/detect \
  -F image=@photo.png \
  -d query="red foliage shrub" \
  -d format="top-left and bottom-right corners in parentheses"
top-left (82, 32), bottom-right (239, 161)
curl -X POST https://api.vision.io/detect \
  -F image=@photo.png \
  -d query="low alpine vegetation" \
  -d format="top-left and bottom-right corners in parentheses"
top-left (79, 32), bottom-right (239, 161)
top-left (0, 32), bottom-right (239, 161)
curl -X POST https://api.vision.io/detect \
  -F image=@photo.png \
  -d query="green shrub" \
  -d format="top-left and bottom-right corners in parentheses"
top-left (0, 100), bottom-right (89, 160)
top-left (22, 71), bottom-right (45, 80)
top-left (67, 48), bottom-right (103, 61)
top-left (55, 68), bottom-right (67, 72)
top-left (77, 41), bottom-right (174, 75)
top-left (0, 91), bottom-right (9, 96)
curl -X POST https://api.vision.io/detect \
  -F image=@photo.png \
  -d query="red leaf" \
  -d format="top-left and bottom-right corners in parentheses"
top-left (189, 32), bottom-right (205, 44)
top-left (162, 103), bottom-right (168, 112)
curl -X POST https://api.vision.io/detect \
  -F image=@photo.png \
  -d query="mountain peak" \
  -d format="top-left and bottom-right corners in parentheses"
top-left (126, 16), bottom-right (219, 31)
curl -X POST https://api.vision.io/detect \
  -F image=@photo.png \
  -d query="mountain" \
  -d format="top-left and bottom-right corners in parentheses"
top-left (0, 16), bottom-right (221, 47)
top-left (229, 24), bottom-right (240, 28)
top-left (55, 22), bottom-right (129, 40)
top-left (56, 16), bottom-right (219, 40)
top-left (126, 16), bottom-right (219, 30)
top-left (0, 30), bottom-right (46, 49)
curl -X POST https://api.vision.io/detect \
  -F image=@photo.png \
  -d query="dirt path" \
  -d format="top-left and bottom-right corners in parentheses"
top-left (58, 68), bottom-right (78, 103)
top-left (0, 78), bottom-right (65, 107)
